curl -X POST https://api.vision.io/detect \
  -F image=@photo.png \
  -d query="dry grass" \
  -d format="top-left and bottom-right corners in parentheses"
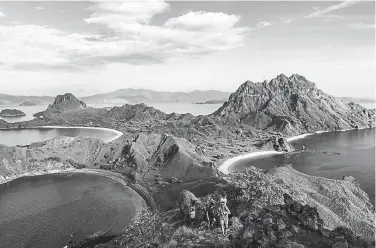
top-left (164, 226), bottom-right (197, 248)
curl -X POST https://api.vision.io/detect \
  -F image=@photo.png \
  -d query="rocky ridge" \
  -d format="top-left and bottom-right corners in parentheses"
top-left (211, 74), bottom-right (374, 135)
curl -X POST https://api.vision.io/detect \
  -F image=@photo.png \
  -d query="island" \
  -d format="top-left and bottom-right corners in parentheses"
top-left (19, 101), bottom-right (37, 106)
top-left (0, 108), bottom-right (26, 117)
top-left (194, 99), bottom-right (226, 104)
top-left (0, 74), bottom-right (374, 248)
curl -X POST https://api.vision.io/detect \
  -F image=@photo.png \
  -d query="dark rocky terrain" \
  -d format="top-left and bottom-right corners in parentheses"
top-left (33, 93), bottom-right (87, 118)
top-left (0, 108), bottom-right (26, 117)
top-left (0, 74), bottom-right (374, 248)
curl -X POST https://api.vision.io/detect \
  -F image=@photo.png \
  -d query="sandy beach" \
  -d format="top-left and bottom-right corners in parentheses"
top-left (38, 125), bottom-right (123, 142)
top-left (218, 127), bottom-right (372, 174)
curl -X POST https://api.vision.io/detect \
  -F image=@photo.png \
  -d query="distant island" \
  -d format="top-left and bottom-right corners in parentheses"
top-left (194, 100), bottom-right (226, 104)
top-left (19, 101), bottom-right (37, 106)
top-left (0, 109), bottom-right (26, 117)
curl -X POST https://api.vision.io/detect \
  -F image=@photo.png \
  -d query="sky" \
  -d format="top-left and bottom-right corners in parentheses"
top-left (0, 0), bottom-right (375, 98)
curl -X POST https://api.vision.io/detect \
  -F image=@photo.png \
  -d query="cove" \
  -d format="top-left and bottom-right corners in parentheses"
top-left (230, 128), bottom-right (375, 204)
top-left (0, 126), bottom-right (123, 146)
top-left (0, 171), bottom-right (145, 248)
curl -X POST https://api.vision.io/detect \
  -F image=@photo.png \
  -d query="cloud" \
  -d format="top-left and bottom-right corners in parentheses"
top-left (305, 0), bottom-right (359, 18)
top-left (35, 7), bottom-right (45, 10)
top-left (0, 1), bottom-right (249, 72)
top-left (349, 22), bottom-right (376, 29)
top-left (164, 11), bottom-right (241, 31)
top-left (280, 17), bottom-right (295, 24)
top-left (257, 21), bottom-right (272, 27)
top-left (0, 9), bottom-right (5, 17)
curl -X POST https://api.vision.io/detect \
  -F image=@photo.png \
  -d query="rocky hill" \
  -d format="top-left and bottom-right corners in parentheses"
top-left (211, 74), bottom-right (375, 135)
top-left (33, 93), bottom-right (87, 118)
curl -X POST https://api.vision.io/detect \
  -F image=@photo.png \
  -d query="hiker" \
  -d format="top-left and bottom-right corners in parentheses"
top-left (220, 193), bottom-right (227, 205)
top-left (206, 199), bottom-right (216, 229)
top-left (218, 198), bottom-right (230, 235)
top-left (189, 201), bottom-right (196, 226)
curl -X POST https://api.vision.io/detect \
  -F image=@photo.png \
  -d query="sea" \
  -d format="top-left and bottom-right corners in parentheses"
top-left (0, 172), bottom-right (140, 248)
top-left (230, 128), bottom-right (376, 204)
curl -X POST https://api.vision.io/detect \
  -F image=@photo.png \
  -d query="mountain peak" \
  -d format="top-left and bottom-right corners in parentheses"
top-left (34, 93), bottom-right (87, 118)
top-left (211, 73), bottom-right (374, 134)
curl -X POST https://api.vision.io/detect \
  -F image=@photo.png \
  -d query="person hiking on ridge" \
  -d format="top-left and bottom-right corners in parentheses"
top-left (206, 198), bottom-right (216, 229)
top-left (189, 200), bottom-right (196, 226)
top-left (219, 198), bottom-right (230, 235)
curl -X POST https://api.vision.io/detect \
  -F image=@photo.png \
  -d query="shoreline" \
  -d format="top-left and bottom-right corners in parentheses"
top-left (0, 125), bottom-right (124, 143)
top-left (0, 167), bottom-right (152, 210)
top-left (38, 126), bottom-right (124, 142)
top-left (218, 126), bottom-right (374, 174)
top-left (218, 150), bottom-right (282, 174)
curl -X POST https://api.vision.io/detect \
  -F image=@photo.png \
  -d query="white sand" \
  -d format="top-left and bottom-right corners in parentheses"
top-left (218, 126), bottom-right (373, 175)
top-left (38, 125), bottom-right (123, 142)
top-left (218, 150), bottom-right (282, 174)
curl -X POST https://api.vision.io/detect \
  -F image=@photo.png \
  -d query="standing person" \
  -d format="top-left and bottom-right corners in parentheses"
top-left (218, 198), bottom-right (230, 235)
top-left (189, 201), bottom-right (196, 226)
top-left (206, 199), bottom-right (216, 229)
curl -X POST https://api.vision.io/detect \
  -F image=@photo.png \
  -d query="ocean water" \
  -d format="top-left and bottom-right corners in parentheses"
top-left (0, 172), bottom-right (140, 248)
top-left (0, 102), bottom-right (222, 124)
top-left (230, 128), bottom-right (376, 204)
top-left (0, 105), bottom-right (49, 123)
top-left (0, 127), bottom-right (119, 146)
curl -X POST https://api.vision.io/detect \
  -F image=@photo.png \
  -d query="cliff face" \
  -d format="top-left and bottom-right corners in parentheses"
top-left (34, 93), bottom-right (87, 118)
top-left (211, 74), bottom-right (375, 135)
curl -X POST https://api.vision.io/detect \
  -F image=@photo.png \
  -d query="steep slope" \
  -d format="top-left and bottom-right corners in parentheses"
top-left (225, 165), bottom-right (375, 240)
top-left (0, 136), bottom-right (108, 182)
top-left (211, 74), bottom-right (375, 135)
top-left (34, 93), bottom-right (87, 118)
top-left (115, 133), bottom-right (215, 182)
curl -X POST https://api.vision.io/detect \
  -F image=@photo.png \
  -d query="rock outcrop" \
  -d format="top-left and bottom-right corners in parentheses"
top-left (211, 74), bottom-right (375, 135)
top-left (0, 109), bottom-right (26, 117)
top-left (33, 93), bottom-right (87, 118)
